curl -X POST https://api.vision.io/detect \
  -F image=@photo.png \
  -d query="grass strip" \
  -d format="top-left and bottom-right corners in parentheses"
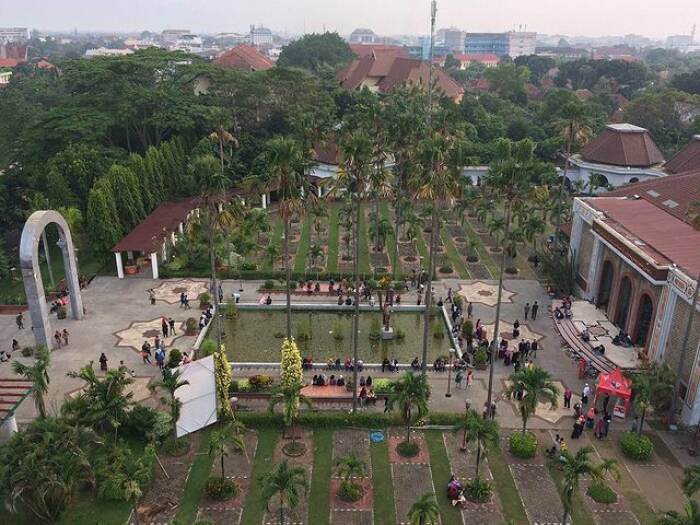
top-left (461, 220), bottom-right (497, 278)
top-left (546, 460), bottom-right (596, 525)
top-left (370, 436), bottom-right (397, 525)
top-left (326, 205), bottom-right (339, 274)
top-left (293, 215), bottom-right (312, 275)
top-left (379, 201), bottom-right (399, 274)
top-left (415, 230), bottom-right (429, 261)
top-left (424, 430), bottom-right (463, 525)
top-left (440, 226), bottom-right (471, 279)
top-left (358, 204), bottom-right (371, 275)
top-left (308, 429), bottom-right (333, 525)
top-left (240, 429), bottom-right (279, 525)
top-left (263, 219), bottom-right (284, 273)
top-left (174, 427), bottom-right (214, 524)
top-left (624, 489), bottom-right (658, 525)
top-left (487, 443), bottom-right (529, 525)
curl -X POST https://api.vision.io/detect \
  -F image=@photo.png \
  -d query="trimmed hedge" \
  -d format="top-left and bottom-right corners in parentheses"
top-left (235, 411), bottom-right (463, 429)
top-left (619, 431), bottom-right (654, 461)
top-left (160, 267), bottom-right (414, 282)
top-left (509, 432), bottom-right (538, 458)
top-left (587, 481), bottom-right (617, 504)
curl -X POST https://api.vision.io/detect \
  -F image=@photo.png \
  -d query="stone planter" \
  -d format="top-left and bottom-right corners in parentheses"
top-left (125, 265), bottom-right (139, 275)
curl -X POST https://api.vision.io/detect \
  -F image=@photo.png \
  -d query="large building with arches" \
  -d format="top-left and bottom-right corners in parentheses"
top-left (568, 170), bottom-right (700, 423)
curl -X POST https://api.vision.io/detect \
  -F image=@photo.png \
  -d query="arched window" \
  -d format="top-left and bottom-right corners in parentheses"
top-left (634, 294), bottom-right (654, 346)
top-left (597, 261), bottom-right (615, 308)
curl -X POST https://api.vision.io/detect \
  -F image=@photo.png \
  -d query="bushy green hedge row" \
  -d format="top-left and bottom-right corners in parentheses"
top-left (619, 431), bottom-right (654, 461)
top-left (509, 431), bottom-right (538, 458)
top-left (160, 266), bottom-right (412, 283)
top-left (235, 411), bottom-right (463, 429)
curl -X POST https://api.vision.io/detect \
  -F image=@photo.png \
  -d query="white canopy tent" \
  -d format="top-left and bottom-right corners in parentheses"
top-left (175, 355), bottom-right (218, 437)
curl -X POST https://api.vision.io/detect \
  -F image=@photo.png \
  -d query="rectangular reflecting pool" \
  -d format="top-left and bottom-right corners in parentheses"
top-left (210, 309), bottom-right (451, 364)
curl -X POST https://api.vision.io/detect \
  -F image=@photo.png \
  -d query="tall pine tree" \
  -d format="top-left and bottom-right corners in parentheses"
top-left (107, 165), bottom-right (146, 230)
top-left (145, 146), bottom-right (166, 204)
top-left (86, 181), bottom-right (123, 254)
top-left (127, 153), bottom-right (155, 213)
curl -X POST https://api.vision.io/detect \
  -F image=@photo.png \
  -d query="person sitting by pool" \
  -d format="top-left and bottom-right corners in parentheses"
top-left (319, 374), bottom-right (327, 386)
top-left (302, 357), bottom-right (311, 370)
top-left (395, 294), bottom-right (401, 304)
top-left (433, 358), bottom-right (445, 372)
top-left (344, 357), bottom-right (352, 370)
top-left (366, 375), bottom-right (372, 387)
top-left (338, 295), bottom-right (344, 306)
top-left (337, 375), bottom-right (345, 387)
top-left (411, 357), bottom-right (421, 371)
top-left (330, 375), bottom-right (337, 386)
top-left (382, 358), bottom-right (391, 372)
top-left (345, 296), bottom-right (353, 306)
top-left (312, 374), bottom-right (318, 386)
top-left (265, 295), bottom-right (272, 305)
top-left (359, 376), bottom-right (366, 387)
top-left (326, 358), bottom-right (334, 370)
top-left (314, 282), bottom-right (320, 293)
top-left (335, 358), bottom-right (342, 370)
top-left (356, 359), bottom-right (364, 371)
top-left (367, 387), bottom-right (377, 405)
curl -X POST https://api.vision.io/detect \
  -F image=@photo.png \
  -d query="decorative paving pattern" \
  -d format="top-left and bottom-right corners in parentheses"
top-left (458, 281), bottom-right (514, 307)
top-left (114, 318), bottom-right (187, 351)
top-left (150, 279), bottom-right (208, 304)
top-left (479, 320), bottom-right (543, 345)
top-left (503, 380), bottom-right (578, 423)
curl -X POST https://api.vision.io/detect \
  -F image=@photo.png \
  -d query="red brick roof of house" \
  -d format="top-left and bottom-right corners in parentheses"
top-left (454, 53), bottom-right (499, 64)
top-left (604, 169), bottom-right (700, 224)
top-left (213, 45), bottom-right (273, 72)
top-left (350, 44), bottom-right (408, 59)
top-left (664, 135), bottom-right (700, 174)
top-left (580, 123), bottom-right (664, 167)
top-left (337, 54), bottom-right (463, 101)
top-left (0, 43), bottom-right (28, 68)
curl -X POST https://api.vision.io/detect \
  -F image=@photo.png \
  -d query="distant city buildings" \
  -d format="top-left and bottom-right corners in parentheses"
top-left (0, 42), bottom-right (28, 67)
top-left (161, 29), bottom-right (191, 44)
top-left (213, 45), bottom-right (274, 71)
top-left (249, 25), bottom-right (274, 47)
top-left (349, 28), bottom-right (379, 44)
top-left (0, 27), bottom-right (29, 44)
top-left (84, 47), bottom-right (134, 58)
top-left (464, 31), bottom-right (536, 58)
top-left (440, 28), bottom-right (465, 53)
top-left (453, 53), bottom-right (499, 68)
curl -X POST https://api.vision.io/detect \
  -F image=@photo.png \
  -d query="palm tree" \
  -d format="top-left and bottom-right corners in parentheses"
top-left (597, 457), bottom-right (621, 483)
top-left (150, 368), bottom-right (190, 439)
top-left (387, 372), bottom-right (430, 444)
top-left (631, 363), bottom-right (675, 435)
top-left (451, 408), bottom-right (499, 477)
top-left (658, 500), bottom-right (700, 525)
top-left (246, 208), bottom-right (270, 243)
top-left (683, 465), bottom-right (700, 497)
top-left (483, 139), bottom-right (557, 417)
top-left (560, 446), bottom-right (600, 525)
top-left (309, 245), bottom-right (324, 271)
top-left (310, 204), bottom-right (327, 245)
top-left (552, 102), bottom-right (593, 246)
top-left (416, 132), bottom-right (467, 373)
top-left (266, 243), bottom-right (281, 270)
top-left (258, 136), bottom-right (316, 338)
top-left (336, 131), bottom-right (373, 411)
top-left (13, 345), bottom-right (50, 419)
top-left (506, 366), bottom-right (559, 434)
top-left (407, 493), bottom-right (440, 525)
top-left (209, 421), bottom-right (247, 482)
top-left (487, 216), bottom-right (506, 246)
top-left (208, 112), bottom-right (238, 173)
top-left (522, 213), bottom-right (546, 252)
top-left (260, 460), bottom-right (308, 525)
top-left (269, 383), bottom-right (312, 449)
top-left (336, 453), bottom-right (366, 495)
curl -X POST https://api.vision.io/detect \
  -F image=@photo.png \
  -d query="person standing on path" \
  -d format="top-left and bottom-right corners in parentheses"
top-left (581, 383), bottom-right (591, 406)
top-left (141, 341), bottom-right (152, 364)
top-left (99, 352), bottom-right (108, 371)
top-left (62, 329), bottom-right (69, 346)
top-left (16, 313), bottom-right (24, 329)
top-left (531, 340), bottom-right (538, 359)
top-left (54, 330), bottom-right (62, 348)
top-left (602, 393), bottom-right (610, 414)
top-left (531, 301), bottom-right (539, 320)
top-left (161, 317), bottom-right (169, 338)
top-left (467, 301), bottom-right (473, 319)
top-left (524, 302), bottom-right (530, 321)
top-left (564, 387), bottom-right (572, 408)
top-left (169, 317), bottom-right (176, 336)
top-left (149, 289), bottom-right (156, 305)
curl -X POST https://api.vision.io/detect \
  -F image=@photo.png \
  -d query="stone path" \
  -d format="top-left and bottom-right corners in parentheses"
top-left (457, 281), bottom-right (514, 307)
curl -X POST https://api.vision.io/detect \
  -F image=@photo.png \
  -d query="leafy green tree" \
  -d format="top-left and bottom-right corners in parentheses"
top-left (484, 62), bottom-right (530, 104)
top-left (107, 164), bottom-right (146, 229)
top-left (630, 363), bottom-right (675, 435)
top-left (86, 178), bottom-right (123, 254)
top-left (277, 32), bottom-right (354, 72)
top-left (0, 242), bottom-right (10, 279)
top-left (452, 408), bottom-right (499, 477)
top-left (388, 372), bottom-right (430, 445)
top-left (12, 345), bottom-right (50, 419)
top-left (505, 366), bottom-right (559, 434)
top-left (560, 446), bottom-right (600, 525)
top-left (150, 368), bottom-right (190, 440)
top-left (514, 55), bottom-right (556, 84)
top-left (260, 460), bottom-right (308, 525)
top-left (407, 493), bottom-right (440, 525)
top-left (269, 382), bottom-right (312, 448)
top-left (209, 421), bottom-right (247, 482)
top-left (127, 153), bottom-right (155, 211)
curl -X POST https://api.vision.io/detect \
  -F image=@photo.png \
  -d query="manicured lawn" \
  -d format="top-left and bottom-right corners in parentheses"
top-left (461, 220), bottom-right (497, 278)
top-left (415, 229), bottom-right (429, 261)
top-left (487, 443), bottom-right (529, 525)
top-left (358, 205), bottom-right (371, 275)
top-left (624, 489), bottom-right (658, 525)
top-left (308, 429), bottom-right (333, 525)
top-left (326, 205), bottom-right (339, 274)
top-left (379, 202), bottom-right (399, 274)
top-left (174, 427), bottom-right (214, 524)
top-left (424, 430), bottom-right (463, 525)
top-left (440, 226), bottom-right (470, 279)
top-left (293, 216), bottom-right (312, 274)
top-left (547, 460), bottom-right (596, 525)
top-left (370, 436), bottom-right (397, 525)
top-left (263, 219), bottom-right (284, 272)
top-left (239, 429), bottom-right (279, 525)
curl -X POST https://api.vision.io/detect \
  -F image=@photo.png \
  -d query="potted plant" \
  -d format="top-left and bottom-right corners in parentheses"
top-left (124, 259), bottom-right (139, 275)
top-left (473, 347), bottom-right (488, 370)
top-left (199, 292), bottom-right (211, 308)
top-left (185, 317), bottom-right (197, 336)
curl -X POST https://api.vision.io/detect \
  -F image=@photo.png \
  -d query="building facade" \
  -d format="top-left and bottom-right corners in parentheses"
top-left (249, 25), bottom-right (274, 47)
top-left (0, 27), bottom-right (29, 43)
top-left (349, 28), bottom-right (379, 44)
top-left (465, 31), bottom-right (536, 58)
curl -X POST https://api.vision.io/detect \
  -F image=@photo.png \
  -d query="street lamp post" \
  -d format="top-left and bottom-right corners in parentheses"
top-left (445, 348), bottom-right (454, 397)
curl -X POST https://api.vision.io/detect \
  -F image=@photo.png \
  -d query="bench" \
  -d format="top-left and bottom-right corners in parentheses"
top-left (555, 317), bottom-right (614, 373)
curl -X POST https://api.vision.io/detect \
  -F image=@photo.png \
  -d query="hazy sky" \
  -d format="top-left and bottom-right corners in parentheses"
top-left (3, 0), bottom-right (698, 38)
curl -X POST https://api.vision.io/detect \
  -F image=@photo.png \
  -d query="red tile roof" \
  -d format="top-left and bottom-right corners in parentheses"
top-left (605, 169), bottom-right (700, 223)
top-left (575, 88), bottom-right (593, 101)
top-left (454, 53), bottom-right (499, 63)
top-left (0, 58), bottom-right (22, 68)
top-left (350, 44), bottom-right (408, 59)
top-left (664, 136), bottom-right (700, 174)
top-left (586, 197), bottom-right (700, 277)
top-left (337, 55), bottom-right (463, 100)
top-left (313, 139), bottom-right (340, 165)
top-left (580, 123), bottom-right (664, 167)
top-left (213, 45), bottom-right (274, 72)
top-left (466, 78), bottom-right (491, 93)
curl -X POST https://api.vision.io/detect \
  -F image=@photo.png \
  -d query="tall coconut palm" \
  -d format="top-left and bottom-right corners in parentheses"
top-left (260, 459), bottom-right (308, 525)
top-left (209, 421), bottom-right (247, 482)
top-left (258, 136), bottom-right (316, 338)
top-left (387, 372), bottom-right (430, 444)
top-left (452, 408), bottom-right (499, 477)
top-left (658, 501), bottom-right (700, 525)
top-left (12, 345), bottom-right (50, 419)
top-left (335, 131), bottom-right (373, 411)
top-left (552, 102), bottom-right (593, 246)
top-left (560, 446), bottom-right (600, 525)
top-left (505, 366), bottom-right (559, 434)
top-left (336, 453), bottom-right (367, 495)
top-left (208, 113), bottom-right (238, 174)
top-left (407, 493), bottom-right (440, 525)
top-left (150, 368), bottom-right (190, 440)
top-left (483, 139), bottom-right (556, 415)
top-left (415, 132), bottom-right (467, 373)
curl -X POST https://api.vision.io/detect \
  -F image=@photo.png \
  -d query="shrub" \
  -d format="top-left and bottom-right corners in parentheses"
top-left (199, 339), bottom-right (217, 357)
top-left (124, 405), bottom-right (161, 440)
top-left (474, 348), bottom-right (488, 366)
top-left (587, 481), bottom-right (617, 504)
top-left (439, 265), bottom-right (453, 274)
top-left (464, 476), bottom-right (492, 503)
top-left (205, 477), bottom-right (238, 500)
top-left (373, 378), bottom-right (396, 394)
top-left (240, 261), bottom-right (257, 271)
top-left (369, 317), bottom-right (381, 342)
top-left (509, 432), bottom-right (537, 458)
top-left (199, 292), bottom-right (211, 308)
top-left (432, 321), bottom-right (445, 339)
top-left (185, 317), bottom-right (198, 334)
top-left (21, 346), bottom-right (34, 357)
top-left (225, 302), bottom-right (238, 319)
top-left (395, 328), bottom-right (406, 340)
top-left (263, 279), bottom-right (275, 290)
top-left (467, 255), bottom-right (479, 262)
top-left (452, 294), bottom-right (463, 308)
top-left (248, 374), bottom-right (274, 392)
top-left (396, 440), bottom-right (420, 457)
top-left (338, 480), bottom-right (363, 502)
top-left (162, 436), bottom-right (190, 456)
top-left (167, 349), bottom-right (182, 368)
top-left (619, 431), bottom-right (653, 460)
top-left (393, 281), bottom-right (405, 291)
top-left (229, 379), bottom-right (249, 393)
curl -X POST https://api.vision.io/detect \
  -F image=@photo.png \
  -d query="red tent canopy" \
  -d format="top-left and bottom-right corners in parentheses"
top-left (596, 368), bottom-right (632, 399)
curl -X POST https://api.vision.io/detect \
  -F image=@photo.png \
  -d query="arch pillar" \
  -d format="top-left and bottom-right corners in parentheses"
top-left (20, 210), bottom-right (84, 350)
